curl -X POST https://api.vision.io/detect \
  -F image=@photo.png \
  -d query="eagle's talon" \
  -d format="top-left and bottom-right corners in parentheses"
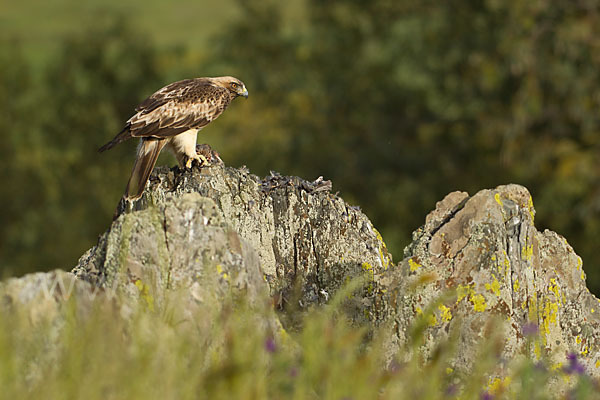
top-left (186, 154), bottom-right (207, 169)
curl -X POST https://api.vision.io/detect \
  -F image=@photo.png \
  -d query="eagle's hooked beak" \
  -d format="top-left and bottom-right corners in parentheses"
top-left (240, 89), bottom-right (249, 99)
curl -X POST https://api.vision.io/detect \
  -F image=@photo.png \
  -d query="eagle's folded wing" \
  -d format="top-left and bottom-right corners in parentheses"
top-left (128, 85), bottom-right (230, 139)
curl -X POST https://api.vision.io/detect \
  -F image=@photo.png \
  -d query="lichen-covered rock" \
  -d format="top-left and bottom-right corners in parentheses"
top-left (70, 165), bottom-right (599, 379)
top-left (73, 192), bottom-right (270, 314)
top-left (0, 270), bottom-right (105, 321)
top-left (95, 165), bottom-right (392, 323)
top-left (383, 184), bottom-right (600, 377)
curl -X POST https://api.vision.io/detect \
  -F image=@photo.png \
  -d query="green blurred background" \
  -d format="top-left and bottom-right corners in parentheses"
top-left (2, 0), bottom-right (600, 294)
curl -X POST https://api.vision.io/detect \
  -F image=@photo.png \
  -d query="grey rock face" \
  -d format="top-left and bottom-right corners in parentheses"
top-left (387, 184), bottom-right (600, 375)
top-left (0, 270), bottom-right (104, 318)
top-left (97, 165), bottom-right (393, 323)
top-left (73, 192), bottom-right (271, 314)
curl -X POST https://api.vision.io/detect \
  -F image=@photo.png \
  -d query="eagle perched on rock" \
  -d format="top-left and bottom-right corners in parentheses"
top-left (99, 76), bottom-right (248, 200)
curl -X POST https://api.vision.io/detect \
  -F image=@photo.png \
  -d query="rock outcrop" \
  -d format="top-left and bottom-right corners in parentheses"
top-left (385, 185), bottom-right (600, 375)
top-left (76, 165), bottom-right (392, 325)
top-left (73, 192), bottom-right (270, 312)
top-left (3, 164), bottom-right (599, 379)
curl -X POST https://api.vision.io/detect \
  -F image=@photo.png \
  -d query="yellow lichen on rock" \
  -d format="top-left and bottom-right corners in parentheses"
top-left (361, 262), bottom-right (374, 277)
top-left (487, 376), bottom-right (511, 396)
top-left (548, 278), bottom-right (560, 301)
top-left (373, 228), bottom-right (391, 270)
top-left (456, 284), bottom-right (489, 312)
top-left (427, 313), bottom-right (437, 327)
top-left (541, 298), bottom-right (558, 344)
top-left (503, 251), bottom-right (510, 274)
top-left (361, 262), bottom-right (374, 294)
top-left (408, 258), bottom-right (421, 272)
top-left (470, 293), bottom-right (487, 312)
top-left (550, 362), bottom-right (563, 371)
top-left (216, 264), bottom-right (229, 281)
top-left (521, 244), bottom-right (533, 261)
top-left (527, 296), bottom-right (538, 323)
top-left (134, 279), bottom-right (155, 312)
top-left (485, 275), bottom-right (501, 296)
top-left (456, 284), bottom-right (472, 303)
top-left (494, 193), bottom-right (503, 207)
top-left (527, 195), bottom-right (535, 222)
top-left (581, 345), bottom-right (588, 356)
top-left (439, 304), bottom-right (452, 322)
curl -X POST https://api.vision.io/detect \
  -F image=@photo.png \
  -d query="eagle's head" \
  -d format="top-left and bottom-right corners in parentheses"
top-left (212, 76), bottom-right (248, 99)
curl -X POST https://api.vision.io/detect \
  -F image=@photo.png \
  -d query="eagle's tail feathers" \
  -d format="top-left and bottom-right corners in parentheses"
top-left (98, 126), bottom-right (131, 153)
top-left (125, 139), bottom-right (167, 200)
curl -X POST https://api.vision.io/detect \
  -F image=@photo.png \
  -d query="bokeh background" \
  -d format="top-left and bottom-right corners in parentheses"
top-left (2, 0), bottom-right (600, 294)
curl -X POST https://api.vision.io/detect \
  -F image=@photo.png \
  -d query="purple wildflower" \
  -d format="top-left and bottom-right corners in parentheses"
top-left (522, 323), bottom-right (539, 337)
top-left (571, 362), bottom-right (585, 375)
top-left (445, 384), bottom-right (458, 397)
top-left (480, 391), bottom-right (494, 400)
top-left (563, 352), bottom-right (586, 375)
top-left (289, 367), bottom-right (298, 378)
top-left (264, 337), bottom-right (277, 353)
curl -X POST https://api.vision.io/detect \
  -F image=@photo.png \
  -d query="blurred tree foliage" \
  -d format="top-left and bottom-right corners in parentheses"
top-left (0, 19), bottom-right (165, 274)
top-left (2, 0), bottom-right (600, 293)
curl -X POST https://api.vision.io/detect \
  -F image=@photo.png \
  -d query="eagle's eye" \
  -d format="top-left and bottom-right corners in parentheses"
top-left (231, 82), bottom-right (239, 89)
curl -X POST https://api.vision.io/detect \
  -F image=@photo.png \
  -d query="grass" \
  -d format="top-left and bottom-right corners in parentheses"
top-left (0, 0), bottom-right (308, 67)
top-left (0, 279), bottom-right (598, 400)
top-left (0, 0), bottom-right (239, 66)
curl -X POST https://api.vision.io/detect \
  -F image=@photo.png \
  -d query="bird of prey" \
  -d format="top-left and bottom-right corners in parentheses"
top-left (99, 76), bottom-right (248, 200)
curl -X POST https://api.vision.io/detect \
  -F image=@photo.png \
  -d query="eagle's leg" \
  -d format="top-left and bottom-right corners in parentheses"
top-left (167, 128), bottom-right (207, 169)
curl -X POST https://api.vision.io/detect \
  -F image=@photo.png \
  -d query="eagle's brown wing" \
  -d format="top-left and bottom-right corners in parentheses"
top-left (98, 79), bottom-right (232, 152)
top-left (128, 79), bottom-right (231, 138)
